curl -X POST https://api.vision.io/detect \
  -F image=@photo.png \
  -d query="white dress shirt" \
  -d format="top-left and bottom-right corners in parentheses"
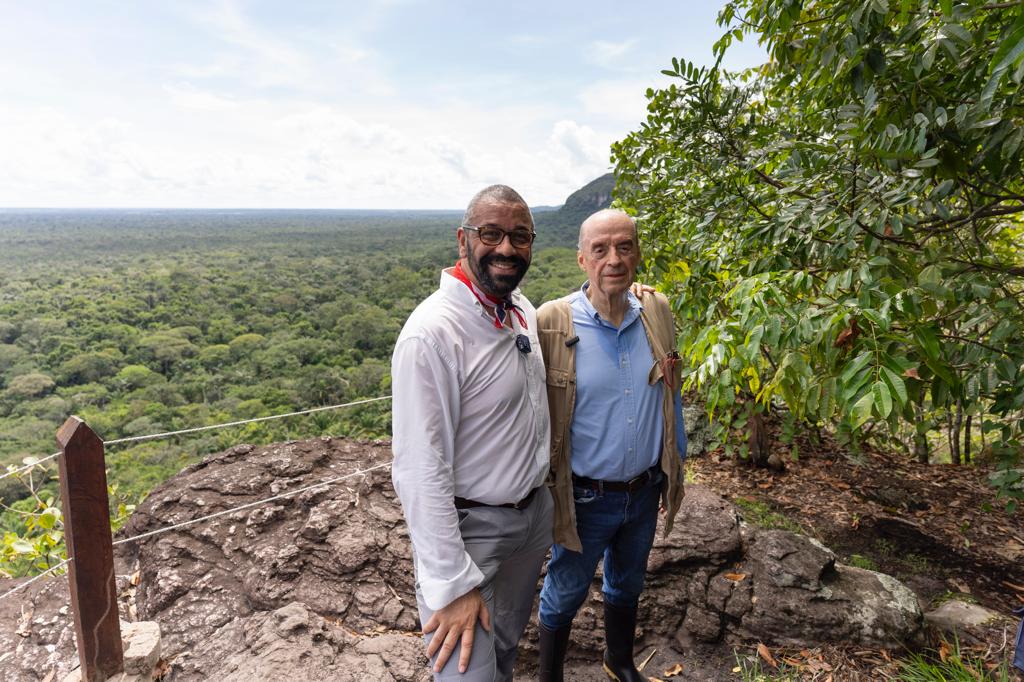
top-left (391, 268), bottom-right (550, 611)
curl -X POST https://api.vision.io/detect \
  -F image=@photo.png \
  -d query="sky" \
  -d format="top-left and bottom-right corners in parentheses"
top-left (0, 1), bottom-right (765, 209)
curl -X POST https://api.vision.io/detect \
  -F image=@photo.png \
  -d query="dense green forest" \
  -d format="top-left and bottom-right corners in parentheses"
top-left (0, 207), bottom-right (586, 574)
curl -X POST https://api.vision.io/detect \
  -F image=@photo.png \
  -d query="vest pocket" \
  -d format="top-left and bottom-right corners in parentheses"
top-left (546, 367), bottom-right (570, 387)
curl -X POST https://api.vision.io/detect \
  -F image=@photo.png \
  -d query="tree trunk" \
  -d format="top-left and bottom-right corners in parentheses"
top-left (952, 400), bottom-right (963, 465)
top-left (748, 412), bottom-right (771, 468)
top-left (913, 406), bottom-right (930, 464)
top-left (963, 414), bottom-right (972, 464)
top-left (980, 415), bottom-right (986, 459)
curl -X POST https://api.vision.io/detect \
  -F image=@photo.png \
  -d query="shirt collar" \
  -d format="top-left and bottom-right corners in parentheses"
top-left (440, 267), bottom-right (524, 319)
top-left (576, 281), bottom-right (643, 326)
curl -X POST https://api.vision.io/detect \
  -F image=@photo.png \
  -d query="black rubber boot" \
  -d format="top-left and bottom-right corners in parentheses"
top-left (602, 602), bottom-right (645, 682)
top-left (537, 622), bottom-right (572, 682)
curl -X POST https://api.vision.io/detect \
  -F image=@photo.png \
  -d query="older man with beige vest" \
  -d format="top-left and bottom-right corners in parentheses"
top-left (536, 209), bottom-right (686, 682)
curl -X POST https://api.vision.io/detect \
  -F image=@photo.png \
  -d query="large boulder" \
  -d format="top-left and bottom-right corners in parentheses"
top-left (116, 438), bottom-right (423, 680)
top-left (630, 487), bottom-right (922, 653)
top-left (0, 575), bottom-right (79, 681)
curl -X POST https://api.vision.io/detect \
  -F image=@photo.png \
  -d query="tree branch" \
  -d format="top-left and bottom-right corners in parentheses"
top-left (939, 334), bottom-right (1008, 355)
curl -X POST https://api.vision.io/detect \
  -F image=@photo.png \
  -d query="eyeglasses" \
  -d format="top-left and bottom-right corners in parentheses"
top-left (462, 225), bottom-right (536, 248)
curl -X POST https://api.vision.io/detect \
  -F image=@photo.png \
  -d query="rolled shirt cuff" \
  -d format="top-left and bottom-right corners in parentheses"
top-left (416, 552), bottom-right (486, 611)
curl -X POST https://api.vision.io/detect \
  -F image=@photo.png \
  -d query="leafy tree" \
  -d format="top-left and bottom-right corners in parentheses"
top-left (115, 364), bottom-right (164, 390)
top-left (228, 332), bottom-right (266, 359)
top-left (0, 344), bottom-right (28, 375)
top-left (613, 0), bottom-right (1024, 501)
top-left (57, 350), bottom-right (121, 385)
top-left (3, 373), bottom-right (56, 400)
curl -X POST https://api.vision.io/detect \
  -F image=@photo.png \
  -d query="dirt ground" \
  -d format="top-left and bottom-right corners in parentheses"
top-left (519, 421), bottom-right (1024, 681)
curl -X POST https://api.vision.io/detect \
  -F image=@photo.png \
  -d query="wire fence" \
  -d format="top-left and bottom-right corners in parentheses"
top-left (0, 395), bottom-right (393, 483)
top-left (0, 453), bottom-right (61, 482)
top-left (112, 460), bottom-right (392, 547)
top-left (0, 558), bottom-right (73, 601)
top-left (0, 395), bottom-right (395, 604)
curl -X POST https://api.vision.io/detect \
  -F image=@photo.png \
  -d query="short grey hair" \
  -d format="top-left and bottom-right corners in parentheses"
top-left (577, 208), bottom-right (637, 249)
top-left (462, 185), bottom-right (533, 228)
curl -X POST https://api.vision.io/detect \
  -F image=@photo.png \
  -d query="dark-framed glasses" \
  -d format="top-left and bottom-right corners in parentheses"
top-left (462, 225), bottom-right (536, 248)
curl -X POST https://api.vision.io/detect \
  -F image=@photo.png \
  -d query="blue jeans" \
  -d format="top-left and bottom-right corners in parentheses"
top-left (538, 471), bottom-right (662, 630)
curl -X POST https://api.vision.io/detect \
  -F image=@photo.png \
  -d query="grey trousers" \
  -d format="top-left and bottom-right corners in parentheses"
top-left (415, 487), bottom-right (553, 682)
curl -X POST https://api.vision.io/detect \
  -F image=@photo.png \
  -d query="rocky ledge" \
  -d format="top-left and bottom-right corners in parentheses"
top-left (1, 437), bottom-right (923, 681)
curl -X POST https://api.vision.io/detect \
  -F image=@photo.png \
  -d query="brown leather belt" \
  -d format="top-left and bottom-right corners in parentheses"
top-left (572, 465), bottom-right (660, 494)
top-left (454, 486), bottom-right (539, 511)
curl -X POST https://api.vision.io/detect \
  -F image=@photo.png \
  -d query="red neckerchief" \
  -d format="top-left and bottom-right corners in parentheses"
top-left (450, 261), bottom-right (527, 330)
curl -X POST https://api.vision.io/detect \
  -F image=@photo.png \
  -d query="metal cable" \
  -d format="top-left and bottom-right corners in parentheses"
top-left (0, 453), bottom-right (61, 482)
top-left (0, 558), bottom-right (73, 602)
top-left (112, 460), bottom-right (393, 546)
top-left (104, 395), bottom-right (392, 446)
top-left (0, 395), bottom-right (392, 482)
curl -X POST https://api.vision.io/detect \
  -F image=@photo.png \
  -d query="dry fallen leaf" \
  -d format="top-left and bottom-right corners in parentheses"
top-left (939, 640), bottom-right (951, 663)
top-left (637, 648), bottom-right (657, 672)
top-left (834, 319), bottom-right (860, 349)
top-left (757, 642), bottom-right (777, 668)
top-left (723, 572), bottom-right (746, 582)
top-left (663, 662), bottom-right (684, 677)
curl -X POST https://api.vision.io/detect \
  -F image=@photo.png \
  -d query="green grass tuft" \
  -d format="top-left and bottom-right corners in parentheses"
top-left (847, 554), bottom-right (878, 571)
top-left (897, 638), bottom-right (1011, 682)
top-left (733, 497), bottom-right (805, 535)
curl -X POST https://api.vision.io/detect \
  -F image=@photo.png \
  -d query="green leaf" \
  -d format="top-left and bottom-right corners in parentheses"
top-left (881, 366), bottom-right (908, 407)
top-left (915, 327), bottom-right (941, 362)
top-left (841, 352), bottom-right (873, 385)
top-left (943, 23), bottom-right (971, 45)
top-left (11, 539), bottom-right (35, 555)
top-left (852, 392), bottom-right (875, 428)
top-left (990, 12), bottom-right (1024, 73)
top-left (917, 265), bottom-right (942, 286)
top-left (866, 48), bottom-right (886, 75)
top-left (37, 509), bottom-right (59, 530)
top-left (924, 355), bottom-right (956, 386)
top-left (872, 380), bottom-right (893, 418)
top-left (931, 179), bottom-right (955, 200)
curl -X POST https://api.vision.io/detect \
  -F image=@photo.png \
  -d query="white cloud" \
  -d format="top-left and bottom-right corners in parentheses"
top-left (164, 84), bottom-right (240, 111)
top-left (585, 39), bottom-right (637, 67)
top-left (578, 79), bottom-right (651, 128)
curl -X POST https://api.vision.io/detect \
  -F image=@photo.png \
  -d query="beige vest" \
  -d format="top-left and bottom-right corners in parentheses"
top-left (537, 290), bottom-right (685, 552)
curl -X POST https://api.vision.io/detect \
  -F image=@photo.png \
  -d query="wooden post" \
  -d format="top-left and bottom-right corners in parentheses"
top-left (57, 416), bottom-right (123, 681)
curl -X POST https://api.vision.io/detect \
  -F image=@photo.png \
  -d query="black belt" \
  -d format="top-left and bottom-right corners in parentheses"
top-left (454, 486), bottom-right (539, 511)
top-left (572, 465), bottom-right (661, 494)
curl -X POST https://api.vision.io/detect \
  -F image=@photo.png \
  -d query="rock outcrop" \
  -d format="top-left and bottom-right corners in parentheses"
top-left (1, 437), bottom-right (923, 680)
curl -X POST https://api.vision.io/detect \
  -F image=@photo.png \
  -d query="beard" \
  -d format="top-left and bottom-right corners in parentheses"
top-left (467, 251), bottom-right (529, 298)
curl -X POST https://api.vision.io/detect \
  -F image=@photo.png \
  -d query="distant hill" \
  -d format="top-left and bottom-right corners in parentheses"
top-left (534, 173), bottom-right (615, 248)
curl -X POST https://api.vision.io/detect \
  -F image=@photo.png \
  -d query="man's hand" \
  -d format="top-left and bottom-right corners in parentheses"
top-left (422, 588), bottom-right (491, 674)
top-left (630, 282), bottom-right (656, 297)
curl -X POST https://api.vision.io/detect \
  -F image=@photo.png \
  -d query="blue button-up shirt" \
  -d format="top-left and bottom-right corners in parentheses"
top-left (569, 285), bottom-right (687, 481)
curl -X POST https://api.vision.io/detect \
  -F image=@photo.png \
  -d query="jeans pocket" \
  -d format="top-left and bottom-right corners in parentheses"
top-left (572, 485), bottom-right (600, 505)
